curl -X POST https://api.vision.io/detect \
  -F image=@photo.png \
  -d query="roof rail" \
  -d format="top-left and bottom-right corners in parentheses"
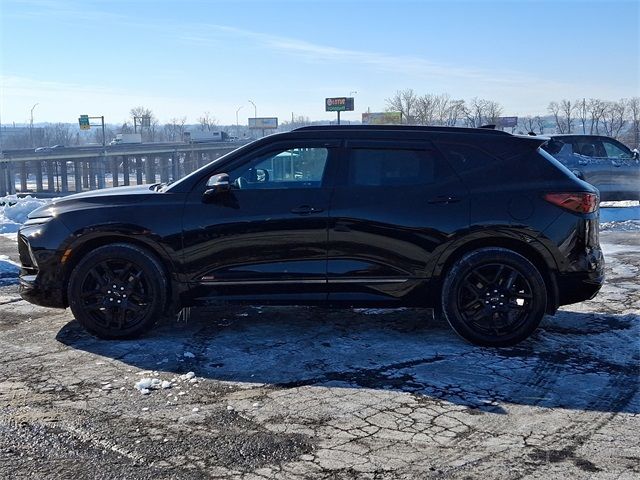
top-left (292, 124), bottom-right (511, 136)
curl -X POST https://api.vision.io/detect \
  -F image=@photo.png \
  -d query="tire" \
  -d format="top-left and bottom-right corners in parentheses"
top-left (441, 247), bottom-right (547, 347)
top-left (68, 243), bottom-right (168, 339)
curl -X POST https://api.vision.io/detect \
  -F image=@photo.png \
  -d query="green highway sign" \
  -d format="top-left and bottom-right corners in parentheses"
top-left (78, 115), bottom-right (90, 130)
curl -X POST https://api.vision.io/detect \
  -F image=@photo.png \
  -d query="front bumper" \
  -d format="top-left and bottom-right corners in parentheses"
top-left (19, 273), bottom-right (67, 308)
top-left (17, 219), bottom-right (72, 309)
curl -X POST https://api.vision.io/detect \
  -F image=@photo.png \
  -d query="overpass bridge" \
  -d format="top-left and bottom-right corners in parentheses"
top-left (0, 141), bottom-right (247, 196)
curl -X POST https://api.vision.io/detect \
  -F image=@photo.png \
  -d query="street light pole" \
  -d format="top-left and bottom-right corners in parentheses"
top-left (248, 100), bottom-right (257, 120)
top-left (236, 106), bottom-right (243, 139)
top-left (30, 103), bottom-right (39, 147)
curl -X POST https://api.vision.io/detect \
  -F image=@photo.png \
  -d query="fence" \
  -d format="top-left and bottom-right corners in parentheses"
top-left (0, 145), bottom-right (239, 196)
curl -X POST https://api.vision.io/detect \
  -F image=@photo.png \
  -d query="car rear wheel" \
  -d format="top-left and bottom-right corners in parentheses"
top-left (68, 243), bottom-right (167, 339)
top-left (442, 247), bottom-right (547, 347)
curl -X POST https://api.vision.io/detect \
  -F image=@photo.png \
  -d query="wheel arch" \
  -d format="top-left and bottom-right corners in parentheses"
top-left (61, 233), bottom-right (181, 310)
top-left (431, 234), bottom-right (559, 315)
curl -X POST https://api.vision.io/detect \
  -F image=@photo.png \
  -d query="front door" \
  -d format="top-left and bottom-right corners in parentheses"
top-left (182, 141), bottom-right (338, 304)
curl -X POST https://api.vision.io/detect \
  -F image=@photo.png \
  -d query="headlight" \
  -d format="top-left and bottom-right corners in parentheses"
top-left (23, 216), bottom-right (53, 226)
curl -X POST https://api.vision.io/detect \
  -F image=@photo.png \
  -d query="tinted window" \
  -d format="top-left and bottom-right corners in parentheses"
top-left (436, 143), bottom-right (499, 175)
top-left (349, 148), bottom-right (436, 186)
top-left (228, 147), bottom-right (328, 189)
top-left (573, 139), bottom-right (606, 157)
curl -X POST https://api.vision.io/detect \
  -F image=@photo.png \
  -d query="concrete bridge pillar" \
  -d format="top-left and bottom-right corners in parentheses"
top-left (159, 156), bottom-right (170, 183)
top-left (20, 162), bottom-right (28, 192)
top-left (0, 163), bottom-right (7, 196)
top-left (35, 161), bottom-right (44, 192)
top-left (111, 156), bottom-right (119, 187)
top-left (46, 161), bottom-right (55, 192)
top-left (145, 155), bottom-right (156, 184)
top-left (122, 157), bottom-right (130, 186)
top-left (96, 157), bottom-right (106, 189)
top-left (74, 161), bottom-right (82, 192)
top-left (136, 157), bottom-right (143, 185)
top-left (60, 161), bottom-right (68, 193)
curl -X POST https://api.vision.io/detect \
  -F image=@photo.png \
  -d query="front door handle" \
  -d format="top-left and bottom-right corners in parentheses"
top-left (291, 205), bottom-right (324, 215)
top-left (427, 196), bottom-right (460, 205)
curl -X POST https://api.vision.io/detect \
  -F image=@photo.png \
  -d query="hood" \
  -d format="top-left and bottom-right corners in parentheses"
top-left (28, 184), bottom-right (160, 219)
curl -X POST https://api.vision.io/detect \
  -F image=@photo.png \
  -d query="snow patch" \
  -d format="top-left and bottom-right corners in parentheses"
top-left (0, 255), bottom-right (20, 285)
top-left (0, 195), bottom-right (51, 233)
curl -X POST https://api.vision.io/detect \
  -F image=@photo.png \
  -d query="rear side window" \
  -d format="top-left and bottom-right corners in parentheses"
top-left (436, 143), bottom-right (500, 176)
top-left (349, 148), bottom-right (435, 186)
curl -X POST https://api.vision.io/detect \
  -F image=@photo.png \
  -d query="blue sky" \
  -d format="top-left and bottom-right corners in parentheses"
top-left (1, 0), bottom-right (638, 125)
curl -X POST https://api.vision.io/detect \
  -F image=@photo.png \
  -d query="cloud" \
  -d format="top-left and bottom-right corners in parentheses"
top-left (180, 24), bottom-right (566, 90)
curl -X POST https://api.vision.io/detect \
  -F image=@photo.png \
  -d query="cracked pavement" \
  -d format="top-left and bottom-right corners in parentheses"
top-left (0, 231), bottom-right (638, 479)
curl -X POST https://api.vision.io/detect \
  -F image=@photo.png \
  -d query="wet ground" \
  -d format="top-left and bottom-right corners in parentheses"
top-left (0, 232), bottom-right (638, 479)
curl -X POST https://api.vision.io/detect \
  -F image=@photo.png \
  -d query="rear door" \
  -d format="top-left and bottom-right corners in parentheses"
top-left (326, 139), bottom-right (468, 305)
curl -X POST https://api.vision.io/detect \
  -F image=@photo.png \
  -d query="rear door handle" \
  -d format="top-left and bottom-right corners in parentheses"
top-left (290, 205), bottom-right (324, 215)
top-left (427, 196), bottom-right (460, 205)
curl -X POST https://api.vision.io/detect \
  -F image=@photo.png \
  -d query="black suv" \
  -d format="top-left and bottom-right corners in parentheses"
top-left (18, 126), bottom-right (604, 346)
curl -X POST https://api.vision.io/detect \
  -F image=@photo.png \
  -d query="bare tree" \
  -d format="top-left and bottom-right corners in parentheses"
top-left (164, 117), bottom-right (187, 141)
top-left (443, 99), bottom-right (466, 126)
top-left (129, 106), bottom-right (157, 141)
top-left (601, 100), bottom-right (627, 139)
top-left (625, 97), bottom-right (640, 149)
top-left (522, 116), bottom-right (536, 134)
top-left (414, 94), bottom-right (438, 125)
top-left (587, 98), bottom-right (607, 134)
top-left (535, 116), bottom-right (545, 134)
top-left (576, 98), bottom-right (588, 134)
top-left (43, 123), bottom-right (74, 146)
top-left (560, 99), bottom-right (575, 133)
top-left (465, 98), bottom-right (503, 127)
top-left (198, 111), bottom-right (218, 131)
top-left (385, 89), bottom-right (418, 124)
top-left (548, 101), bottom-right (566, 133)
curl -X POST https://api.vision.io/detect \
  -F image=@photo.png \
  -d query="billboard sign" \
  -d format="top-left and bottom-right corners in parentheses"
top-left (498, 116), bottom-right (518, 128)
top-left (362, 112), bottom-right (403, 125)
top-left (325, 97), bottom-right (355, 112)
top-left (248, 117), bottom-right (278, 129)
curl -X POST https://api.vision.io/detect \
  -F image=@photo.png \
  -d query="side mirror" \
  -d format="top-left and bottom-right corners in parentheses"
top-left (633, 149), bottom-right (639, 160)
top-left (203, 173), bottom-right (231, 200)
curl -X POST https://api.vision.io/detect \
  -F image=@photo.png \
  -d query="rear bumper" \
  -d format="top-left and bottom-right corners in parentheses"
top-left (556, 268), bottom-right (605, 306)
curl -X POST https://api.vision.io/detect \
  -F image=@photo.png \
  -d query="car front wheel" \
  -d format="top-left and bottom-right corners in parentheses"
top-left (68, 243), bottom-right (168, 339)
top-left (441, 247), bottom-right (547, 347)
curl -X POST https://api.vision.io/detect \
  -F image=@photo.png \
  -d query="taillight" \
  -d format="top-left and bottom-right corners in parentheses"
top-left (544, 192), bottom-right (598, 213)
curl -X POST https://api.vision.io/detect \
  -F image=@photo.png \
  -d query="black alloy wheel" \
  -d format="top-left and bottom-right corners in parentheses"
top-left (68, 243), bottom-right (168, 339)
top-left (442, 248), bottom-right (547, 347)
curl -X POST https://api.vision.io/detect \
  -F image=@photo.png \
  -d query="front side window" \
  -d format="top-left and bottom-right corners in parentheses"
top-left (228, 147), bottom-right (328, 189)
top-left (349, 148), bottom-right (436, 186)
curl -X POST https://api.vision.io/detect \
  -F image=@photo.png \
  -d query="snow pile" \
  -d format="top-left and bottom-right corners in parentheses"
top-left (0, 255), bottom-right (20, 285)
top-left (0, 195), bottom-right (51, 233)
top-left (133, 371), bottom-right (197, 395)
top-left (601, 220), bottom-right (640, 232)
